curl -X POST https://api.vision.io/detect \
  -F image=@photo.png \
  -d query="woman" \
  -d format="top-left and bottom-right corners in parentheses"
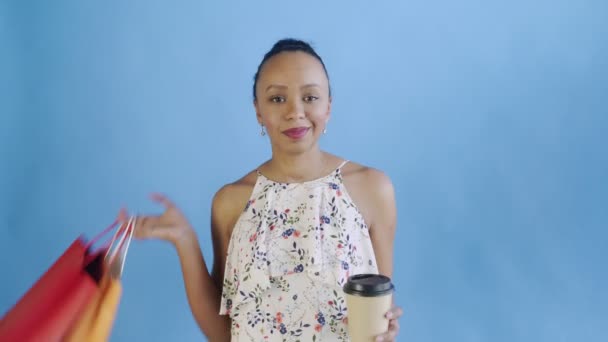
top-left (127, 39), bottom-right (403, 341)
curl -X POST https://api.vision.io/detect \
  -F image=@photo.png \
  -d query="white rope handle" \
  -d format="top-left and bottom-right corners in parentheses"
top-left (105, 216), bottom-right (136, 277)
top-left (117, 216), bottom-right (136, 276)
top-left (104, 216), bottom-right (133, 262)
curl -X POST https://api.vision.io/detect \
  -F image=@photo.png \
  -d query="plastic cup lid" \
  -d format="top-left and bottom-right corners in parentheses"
top-left (343, 273), bottom-right (394, 297)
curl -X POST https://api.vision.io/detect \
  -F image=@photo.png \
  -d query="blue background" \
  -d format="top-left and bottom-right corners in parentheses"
top-left (1, 0), bottom-right (606, 341)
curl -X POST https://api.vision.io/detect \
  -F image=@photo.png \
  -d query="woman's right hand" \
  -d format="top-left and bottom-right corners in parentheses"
top-left (118, 193), bottom-right (195, 246)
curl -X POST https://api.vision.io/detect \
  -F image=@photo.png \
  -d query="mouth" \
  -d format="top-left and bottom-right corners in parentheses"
top-left (282, 127), bottom-right (310, 139)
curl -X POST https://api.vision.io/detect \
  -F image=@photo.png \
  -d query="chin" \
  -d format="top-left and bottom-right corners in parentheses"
top-left (280, 141), bottom-right (318, 155)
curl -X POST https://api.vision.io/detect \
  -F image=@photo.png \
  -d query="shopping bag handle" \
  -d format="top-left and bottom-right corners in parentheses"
top-left (104, 217), bottom-right (132, 261)
top-left (84, 219), bottom-right (122, 250)
top-left (82, 216), bottom-right (132, 267)
top-left (105, 216), bottom-right (136, 277)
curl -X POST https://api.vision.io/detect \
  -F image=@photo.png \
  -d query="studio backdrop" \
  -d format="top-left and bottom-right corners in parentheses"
top-left (1, 1), bottom-right (606, 341)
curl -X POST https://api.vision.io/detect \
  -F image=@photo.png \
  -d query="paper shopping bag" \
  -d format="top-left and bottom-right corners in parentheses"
top-left (63, 275), bottom-right (122, 342)
top-left (0, 220), bottom-right (123, 342)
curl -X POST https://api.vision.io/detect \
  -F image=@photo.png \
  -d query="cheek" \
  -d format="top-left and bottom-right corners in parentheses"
top-left (258, 107), bottom-right (278, 125)
top-left (262, 118), bottom-right (281, 133)
top-left (309, 110), bottom-right (329, 125)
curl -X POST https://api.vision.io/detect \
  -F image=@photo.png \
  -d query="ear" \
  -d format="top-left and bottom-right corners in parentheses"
top-left (254, 99), bottom-right (263, 125)
top-left (326, 96), bottom-right (332, 121)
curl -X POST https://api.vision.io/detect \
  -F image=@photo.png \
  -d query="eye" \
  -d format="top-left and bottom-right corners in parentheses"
top-left (304, 96), bottom-right (319, 102)
top-left (270, 96), bottom-right (285, 103)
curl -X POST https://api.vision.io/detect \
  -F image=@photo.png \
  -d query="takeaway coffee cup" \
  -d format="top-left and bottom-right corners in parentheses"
top-left (343, 274), bottom-right (394, 342)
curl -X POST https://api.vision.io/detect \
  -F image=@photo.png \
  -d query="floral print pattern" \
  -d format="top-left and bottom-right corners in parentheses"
top-left (220, 161), bottom-right (379, 341)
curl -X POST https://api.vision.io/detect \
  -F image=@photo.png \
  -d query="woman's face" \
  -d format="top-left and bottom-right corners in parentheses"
top-left (254, 51), bottom-right (331, 155)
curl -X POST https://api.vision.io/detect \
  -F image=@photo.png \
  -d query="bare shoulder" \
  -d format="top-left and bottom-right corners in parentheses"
top-left (213, 171), bottom-right (257, 209)
top-left (211, 170), bottom-right (258, 235)
top-left (341, 161), bottom-right (395, 196)
top-left (209, 170), bottom-right (258, 285)
top-left (340, 161), bottom-right (396, 229)
top-left (341, 160), bottom-right (397, 276)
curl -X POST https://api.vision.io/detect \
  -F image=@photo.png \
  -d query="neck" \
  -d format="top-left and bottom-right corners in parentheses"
top-left (266, 149), bottom-right (329, 183)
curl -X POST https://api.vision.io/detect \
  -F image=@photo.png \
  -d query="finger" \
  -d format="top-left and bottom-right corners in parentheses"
top-left (374, 318), bottom-right (400, 342)
top-left (386, 305), bottom-right (404, 320)
top-left (133, 215), bottom-right (160, 238)
top-left (116, 207), bottom-right (129, 223)
top-left (375, 327), bottom-right (398, 342)
top-left (389, 318), bottom-right (400, 332)
top-left (150, 192), bottom-right (175, 209)
top-left (133, 215), bottom-right (176, 241)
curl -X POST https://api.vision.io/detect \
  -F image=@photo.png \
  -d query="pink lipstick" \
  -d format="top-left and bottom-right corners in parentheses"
top-left (282, 127), bottom-right (310, 139)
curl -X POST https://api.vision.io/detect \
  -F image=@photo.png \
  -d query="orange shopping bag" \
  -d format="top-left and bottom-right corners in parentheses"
top-left (64, 216), bottom-right (136, 342)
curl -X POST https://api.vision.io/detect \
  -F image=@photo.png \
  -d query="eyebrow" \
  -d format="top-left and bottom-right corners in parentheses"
top-left (265, 83), bottom-right (321, 92)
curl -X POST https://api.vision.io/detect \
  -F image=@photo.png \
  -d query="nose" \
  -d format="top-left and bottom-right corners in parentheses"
top-left (284, 98), bottom-right (305, 121)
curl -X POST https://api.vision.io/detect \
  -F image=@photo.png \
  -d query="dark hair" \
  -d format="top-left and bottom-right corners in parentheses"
top-left (253, 38), bottom-right (331, 100)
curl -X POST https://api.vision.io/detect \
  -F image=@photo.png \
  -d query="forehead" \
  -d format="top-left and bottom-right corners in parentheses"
top-left (258, 51), bottom-right (328, 85)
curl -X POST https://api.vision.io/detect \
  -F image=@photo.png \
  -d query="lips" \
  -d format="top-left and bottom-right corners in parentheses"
top-left (282, 127), bottom-right (310, 139)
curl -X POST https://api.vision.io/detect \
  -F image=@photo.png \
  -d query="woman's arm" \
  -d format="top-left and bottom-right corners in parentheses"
top-left (130, 190), bottom-right (240, 342)
top-left (179, 183), bottom-right (248, 341)
top-left (365, 169), bottom-right (397, 278)
top-left (342, 165), bottom-right (403, 342)
top-left (173, 231), bottom-right (231, 342)
top-left (364, 170), bottom-right (403, 342)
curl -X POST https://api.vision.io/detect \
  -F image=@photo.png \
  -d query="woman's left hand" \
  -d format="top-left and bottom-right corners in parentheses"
top-left (375, 305), bottom-right (404, 341)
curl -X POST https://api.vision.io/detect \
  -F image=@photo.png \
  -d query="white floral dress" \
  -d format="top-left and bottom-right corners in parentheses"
top-left (220, 161), bottom-right (379, 341)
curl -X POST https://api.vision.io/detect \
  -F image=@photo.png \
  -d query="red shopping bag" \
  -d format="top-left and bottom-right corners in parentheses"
top-left (0, 220), bottom-right (125, 342)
